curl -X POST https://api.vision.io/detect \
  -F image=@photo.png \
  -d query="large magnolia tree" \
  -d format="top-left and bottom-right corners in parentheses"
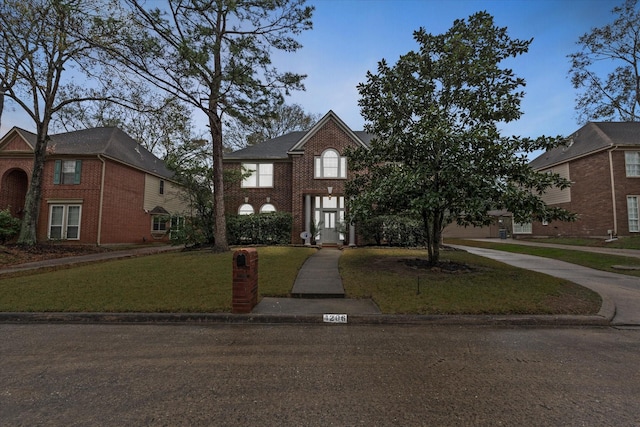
top-left (347, 12), bottom-right (574, 263)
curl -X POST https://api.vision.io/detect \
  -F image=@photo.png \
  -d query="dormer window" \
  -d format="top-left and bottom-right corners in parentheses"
top-left (315, 149), bottom-right (346, 179)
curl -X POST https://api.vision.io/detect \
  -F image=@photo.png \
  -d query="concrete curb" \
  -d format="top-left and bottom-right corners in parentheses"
top-left (0, 311), bottom-right (612, 327)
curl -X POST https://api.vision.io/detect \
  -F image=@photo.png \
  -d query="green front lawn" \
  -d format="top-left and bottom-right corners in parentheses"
top-left (340, 248), bottom-right (601, 315)
top-left (0, 247), bottom-right (316, 313)
top-left (0, 246), bottom-right (601, 315)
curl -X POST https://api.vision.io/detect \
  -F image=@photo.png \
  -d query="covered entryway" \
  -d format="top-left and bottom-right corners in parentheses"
top-left (302, 194), bottom-right (355, 246)
top-left (0, 168), bottom-right (28, 218)
top-left (322, 210), bottom-right (339, 244)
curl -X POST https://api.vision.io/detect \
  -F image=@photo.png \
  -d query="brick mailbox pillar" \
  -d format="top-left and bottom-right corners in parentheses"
top-left (232, 248), bottom-right (259, 314)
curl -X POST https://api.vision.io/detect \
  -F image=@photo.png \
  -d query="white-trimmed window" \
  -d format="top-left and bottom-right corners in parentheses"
top-left (625, 152), bottom-right (640, 177)
top-left (513, 222), bottom-right (532, 234)
top-left (628, 196), bottom-right (639, 232)
top-left (242, 163), bottom-right (273, 187)
top-left (260, 203), bottom-right (276, 213)
top-left (49, 204), bottom-right (81, 240)
top-left (315, 149), bottom-right (347, 178)
top-left (238, 204), bottom-right (254, 215)
top-left (152, 215), bottom-right (167, 232)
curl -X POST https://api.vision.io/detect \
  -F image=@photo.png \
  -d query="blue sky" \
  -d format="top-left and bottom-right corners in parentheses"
top-left (0, 0), bottom-right (621, 143)
top-left (283, 0), bottom-right (619, 139)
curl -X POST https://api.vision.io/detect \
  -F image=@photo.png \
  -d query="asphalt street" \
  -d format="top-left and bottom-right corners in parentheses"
top-left (1, 323), bottom-right (639, 426)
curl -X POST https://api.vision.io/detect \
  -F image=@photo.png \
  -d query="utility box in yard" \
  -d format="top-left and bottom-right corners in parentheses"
top-left (232, 248), bottom-right (258, 313)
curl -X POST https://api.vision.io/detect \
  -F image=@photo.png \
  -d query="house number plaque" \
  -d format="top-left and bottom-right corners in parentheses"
top-left (323, 314), bottom-right (347, 323)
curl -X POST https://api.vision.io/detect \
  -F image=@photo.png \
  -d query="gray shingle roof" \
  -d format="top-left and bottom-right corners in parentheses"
top-left (224, 131), bottom-right (307, 160)
top-left (529, 122), bottom-right (640, 170)
top-left (223, 129), bottom-right (374, 160)
top-left (13, 127), bottom-right (174, 179)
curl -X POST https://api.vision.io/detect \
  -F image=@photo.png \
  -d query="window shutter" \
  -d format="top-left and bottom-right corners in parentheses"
top-left (73, 160), bottom-right (82, 184)
top-left (53, 160), bottom-right (61, 184)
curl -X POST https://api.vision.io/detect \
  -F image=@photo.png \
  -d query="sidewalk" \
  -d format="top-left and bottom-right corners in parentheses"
top-left (0, 245), bottom-right (180, 277)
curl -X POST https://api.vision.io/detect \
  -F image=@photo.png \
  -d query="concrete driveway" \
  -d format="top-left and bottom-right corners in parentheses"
top-left (454, 245), bottom-right (640, 326)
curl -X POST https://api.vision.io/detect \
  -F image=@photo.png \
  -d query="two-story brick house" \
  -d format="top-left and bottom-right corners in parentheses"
top-left (223, 111), bottom-right (373, 246)
top-left (0, 126), bottom-right (188, 245)
top-left (528, 122), bottom-right (640, 238)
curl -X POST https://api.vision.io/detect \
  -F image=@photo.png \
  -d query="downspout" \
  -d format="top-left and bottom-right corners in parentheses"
top-left (97, 155), bottom-right (106, 246)
top-left (608, 149), bottom-right (617, 236)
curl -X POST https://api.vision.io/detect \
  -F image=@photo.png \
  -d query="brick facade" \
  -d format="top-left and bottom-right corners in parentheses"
top-left (223, 112), bottom-right (367, 245)
top-left (0, 127), bottom-right (186, 245)
top-left (533, 152), bottom-right (616, 237)
top-left (530, 123), bottom-right (640, 238)
top-left (225, 161), bottom-right (293, 216)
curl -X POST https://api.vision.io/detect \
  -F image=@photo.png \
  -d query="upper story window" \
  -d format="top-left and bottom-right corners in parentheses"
top-left (315, 149), bottom-right (346, 179)
top-left (159, 180), bottom-right (165, 195)
top-left (53, 160), bottom-right (82, 185)
top-left (626, 151), bottom-right (640, 177)
top-left (242, 163), bottom-right (273, 188)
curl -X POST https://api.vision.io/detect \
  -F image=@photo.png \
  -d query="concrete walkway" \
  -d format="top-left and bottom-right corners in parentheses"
top-left (290, 248), bottom-right (344, 297)
top-left (253, 248), bottom-right (382, 315)
top-left (452, 243), bottom-right (640, 327)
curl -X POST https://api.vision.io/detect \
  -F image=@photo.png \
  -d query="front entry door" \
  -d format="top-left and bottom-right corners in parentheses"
top-left (323, 211), bottom-right (338, 244)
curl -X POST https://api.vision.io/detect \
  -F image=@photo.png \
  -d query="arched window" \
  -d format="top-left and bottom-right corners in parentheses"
top-left (315, 149), bottom-right (346, 178)
top-left (260, 203), bottom-right (276, 213)
top-left (238, 204), bottom-right (254, 215)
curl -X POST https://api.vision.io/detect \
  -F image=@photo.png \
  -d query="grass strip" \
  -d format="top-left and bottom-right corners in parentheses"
top-left (0, 247), bottom-right (316, 313)
top-left (340, 248), bottom-right (601, 315)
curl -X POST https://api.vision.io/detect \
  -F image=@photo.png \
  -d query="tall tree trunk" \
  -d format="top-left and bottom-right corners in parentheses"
top-left (209, 112), bottom-right (228, 252)
top-left (17, 123), bottom-right (48, 246)
top-left (0, 89), bottom-right (4, 131)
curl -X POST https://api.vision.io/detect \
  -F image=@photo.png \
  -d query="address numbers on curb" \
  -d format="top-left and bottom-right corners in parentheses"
top-left (323, 314), bottom-right (347, 323)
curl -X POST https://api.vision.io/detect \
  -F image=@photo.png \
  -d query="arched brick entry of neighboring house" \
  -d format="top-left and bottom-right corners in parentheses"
top-left (0, 168), bottom-right (29, 218)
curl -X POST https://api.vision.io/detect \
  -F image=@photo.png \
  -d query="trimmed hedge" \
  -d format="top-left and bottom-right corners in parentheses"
top-left (358, 215), bottom-right (426, 247)
top-left (0, 208), bottom-right (21, 244)
top-left (226, 212), bottom-right (292, 245)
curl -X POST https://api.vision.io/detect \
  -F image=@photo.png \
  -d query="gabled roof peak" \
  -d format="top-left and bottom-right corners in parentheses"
top-left (287, 110), bottom-right (369, 153)
top-left (224, 110), bottom-right (374, 160)
top-left (530, 121), bottom-right (640, 170)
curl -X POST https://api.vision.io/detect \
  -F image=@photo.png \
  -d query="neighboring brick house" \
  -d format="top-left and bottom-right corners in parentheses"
top-left (0, 126), bottom-right (188, 245)
top-left (223, 111), bottom-right (373, 246)
top-left (527, 122), bottom-right (640, 238)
